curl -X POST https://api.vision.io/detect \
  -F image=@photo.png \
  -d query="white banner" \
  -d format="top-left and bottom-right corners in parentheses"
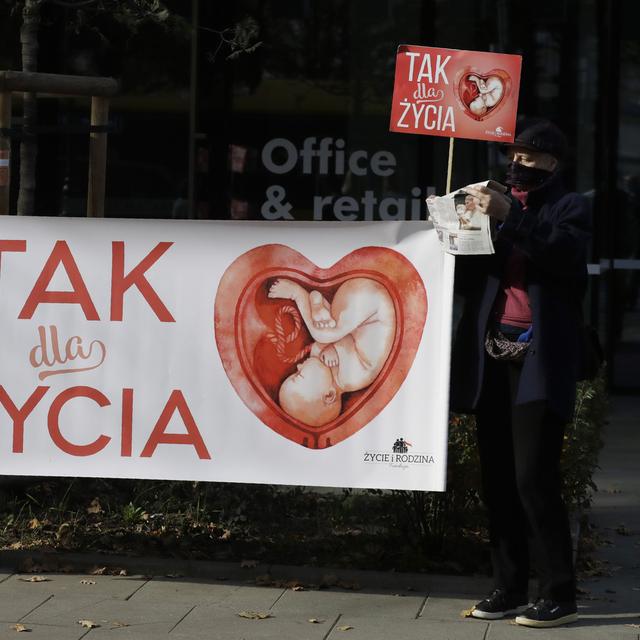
top-left (0, 217), bottom-right (453, 491)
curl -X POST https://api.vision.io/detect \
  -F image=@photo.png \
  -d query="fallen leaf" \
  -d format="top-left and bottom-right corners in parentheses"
top-left (240, 559), bottom-right (258, 568)
top-left (237, 611), bottom-right (273, 620)
top-left (77, 619), bottom-right (98, 629)
top-left (292, 585), bottom-right (305, 591)
top-left (19, 576), bottom-right (49, 583)
top-left (9, 542), bottom-right (23, 550)
top-left (460, 608), bottom-right (474, 618)
top-left (9, 623), bottom-right (29, 632)
top-left (337, 625), bottom-right (354, 631)
top-left (110, 621), bottom-right (130, 628)
top-left (119, 569), bottom-right (128, 576)
top-left (90, 566), bottom-right (107, 575)
top-left (27, 518), bottom-right (40, 530)
top-left (308, 618), bottom-right (325, 624)
top-left (80, 580), bottom-right (96, 585)
top-left (77, 620), bottom-right (99, 629)
top-left (86, 498), bottom-right (103, 514)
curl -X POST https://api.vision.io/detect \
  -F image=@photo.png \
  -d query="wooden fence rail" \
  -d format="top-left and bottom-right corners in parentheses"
top-left (0, 70), bottom-right (118, 217)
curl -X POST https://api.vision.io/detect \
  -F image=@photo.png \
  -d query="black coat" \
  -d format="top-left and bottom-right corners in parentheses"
top-left (449, 174), bottom-right (592, 422)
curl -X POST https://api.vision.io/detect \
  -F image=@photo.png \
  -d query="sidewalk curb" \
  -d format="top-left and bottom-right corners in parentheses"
top-left (0, 549), bottom-right (492, 595)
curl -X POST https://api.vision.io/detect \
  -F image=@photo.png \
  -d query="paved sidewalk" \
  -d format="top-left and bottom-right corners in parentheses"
top-left (0, 397), bottom-right (637, 639)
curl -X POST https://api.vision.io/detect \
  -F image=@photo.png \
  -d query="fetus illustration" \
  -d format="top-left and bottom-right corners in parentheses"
top-left (214, 243), bottom-right (427, 449)
top-left (457, 69), bottom-right (509, 121)
top-left (268, 277), bottom-right (396, 427)
top-left (466, 74), bottom-right (503, 117)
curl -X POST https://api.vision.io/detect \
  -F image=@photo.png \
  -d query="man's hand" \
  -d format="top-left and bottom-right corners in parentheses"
top-left (463, 184), bottom-right (511, 222)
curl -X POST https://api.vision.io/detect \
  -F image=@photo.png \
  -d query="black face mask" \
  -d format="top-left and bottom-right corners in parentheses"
top-left (505, 161), bottom-right (553, 189)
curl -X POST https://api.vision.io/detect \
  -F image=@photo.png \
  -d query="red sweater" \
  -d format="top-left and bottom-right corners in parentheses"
top-left (493, 189), bottom-right (532, 329)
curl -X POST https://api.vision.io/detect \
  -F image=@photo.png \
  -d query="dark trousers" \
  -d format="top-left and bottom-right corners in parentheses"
top-left (475, 356), bottom-right (576, 602)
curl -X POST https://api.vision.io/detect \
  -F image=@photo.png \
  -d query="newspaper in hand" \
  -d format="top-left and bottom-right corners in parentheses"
top-left (426, 180), bottom-right (506, 255)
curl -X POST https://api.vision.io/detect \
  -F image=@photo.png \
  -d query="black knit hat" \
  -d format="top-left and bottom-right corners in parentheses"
top-left (500, 118), bottom-right (567, 160)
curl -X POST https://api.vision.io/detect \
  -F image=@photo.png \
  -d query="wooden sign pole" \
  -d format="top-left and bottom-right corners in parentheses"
top-left (445, 137), bottom-right (455, 194)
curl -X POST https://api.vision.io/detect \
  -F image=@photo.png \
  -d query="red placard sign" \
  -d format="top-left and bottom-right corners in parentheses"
top-left (390, 45), bottom-right (522, 143)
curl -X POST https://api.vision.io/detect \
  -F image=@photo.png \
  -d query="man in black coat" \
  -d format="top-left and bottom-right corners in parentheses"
top-left (450, 120), bottom-right (591, 628)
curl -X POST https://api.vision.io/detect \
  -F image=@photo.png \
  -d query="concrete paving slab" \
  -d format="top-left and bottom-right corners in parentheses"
top-left (0, 590), bottom-right (54, 623)
top-left (7, 572), bottom-right (147, 600)
top-left (578, 580), bottom-right (640, 616)
top-left (22, 590), bottom-right (190, 629)
top-left (419, 594), bottom-right (485, 621)
top-left (30, 598), bottom-right (193, 636)
top-left (125, 576), bottom-right (244, 605)
top-left (485, 619), bottom-right (639, 640)
top-left (172, 609), bottom-right (332, 640)
top-left (171, 587), bottom-right (425, 640)
top-left (0, 622), bottom-right (87, 639)
top-left (272, 588), bottom-right (426, 619)
top-left (6, 573), bottom-right (150, 627)
top-left (0, 574), bottom-right (76, 622)
top-left (130, 579), bottom-right (285, 610)
top-left (325, 616), bottom-right (489, 640)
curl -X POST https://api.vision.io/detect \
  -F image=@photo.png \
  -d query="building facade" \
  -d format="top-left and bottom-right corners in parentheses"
top-left (0, 0), bottom-right (638, 391)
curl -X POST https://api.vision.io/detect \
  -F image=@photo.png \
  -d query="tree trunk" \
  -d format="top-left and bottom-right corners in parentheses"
top-left (18, 0), bottom-right (42, 216)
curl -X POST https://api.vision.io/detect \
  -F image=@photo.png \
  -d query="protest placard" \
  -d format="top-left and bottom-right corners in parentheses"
top-left (0, 217), bottom-right (453, 490)
top-left (390, 45), bottom-right (522, 143)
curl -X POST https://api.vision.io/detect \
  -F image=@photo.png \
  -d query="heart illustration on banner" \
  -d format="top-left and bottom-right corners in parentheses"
top-left (214, 245), bottom-right (427, 449)
top-left (455, 68), bottom-right (511, 121)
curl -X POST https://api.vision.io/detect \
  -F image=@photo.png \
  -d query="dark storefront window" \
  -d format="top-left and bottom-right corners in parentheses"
top-left (0, 0), bottom-right (191, 218)
top-left (610, 0), bottom-right (640, 389)
top-left (0, 0), bottom-right (637, 389)
top-left (196, 0), bottom-right (427, 222)
top-left (193, 0), bottom-right (600, 224)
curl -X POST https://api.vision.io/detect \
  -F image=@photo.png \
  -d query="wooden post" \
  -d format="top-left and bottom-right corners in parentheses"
top-left (87, 96), bottom-right (109, 217)
top-left (0, 91), bottom-right (11, 215)
top-left (445, 137), bottom-right (455, 194)
top-left (0, 71), bottom-right (117, 97)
